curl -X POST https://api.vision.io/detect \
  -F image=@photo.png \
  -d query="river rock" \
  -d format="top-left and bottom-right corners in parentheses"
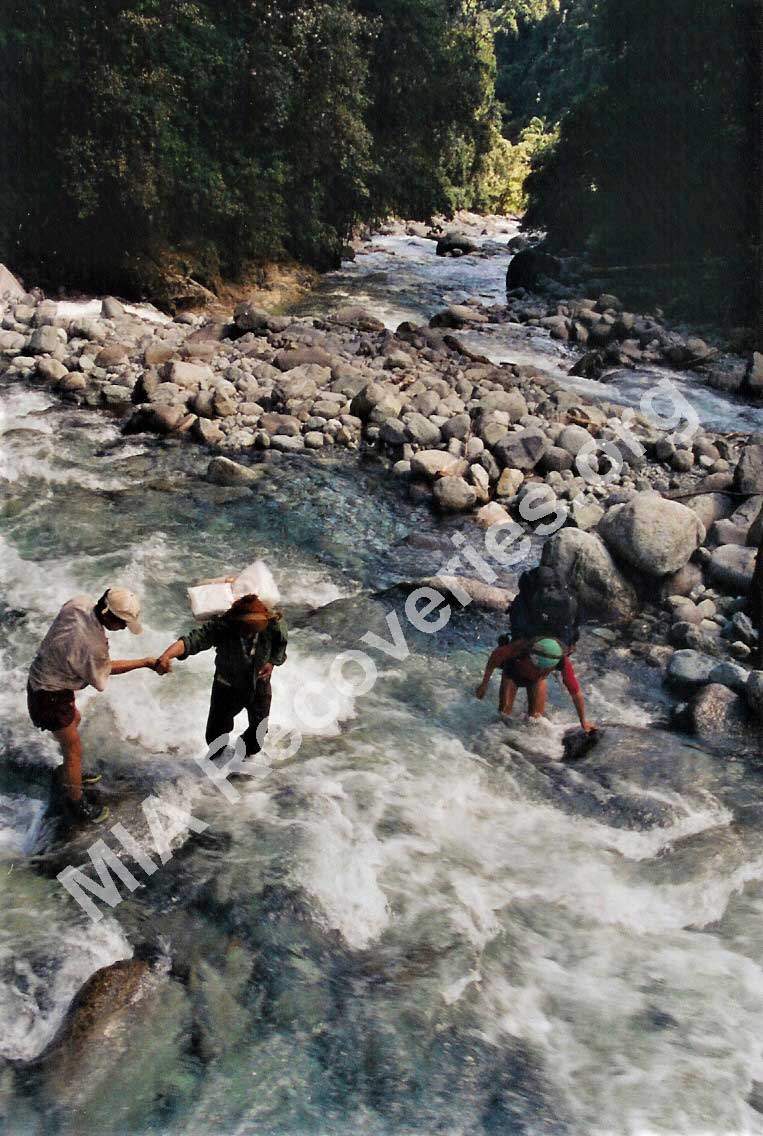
top-left (36, 357), bottom-right (68, 382)
top-left (0, 329), bottom-right (26, 352)
top-left (506, 247), bottom-right (561, 291)
top-left (123, 403), bottom-right (186, 435)
top-left (660, 562), bottom-right (704, 598)
top-left (271, 434), bottom-right (305, 453)
top-left (557, 425), bottom-right (594, 457)
top-left (101, 296), bottom-right (125, 319)
top-left (433, 476), bottom-right (476, 512)
top-left (746, 672), bottom-right (763, 721)
top-left (743, 352), bottom-right (763, 399)
top-left (411, 450), bottom-right (465, 480)
top-left (666, 649), bottom-right (717, 691)
top-left (28, 326), bottom-right (66, 355)
top-left (379, 418), bottom-right (408, 446)
top-left (274, 346), bottom-right (332, 372)
top-left (429, 304), bottom-right (488, 329)
top-left (259, 412), bottom-right (301, 436)
top-left (233, 302), bottom-right (270, 332)
top-left (474, 501), bottom-right (512, 528)
top-left (350, 382), bottom-right (403, 420)
top-left (683, 493), bottom-right (734, 530)
top-left (748, 505), bottom-right (763, 548)
top-left (0, 263), bottom-right (25, 300)
top-left (207, 456), bottom-right (263, 485)
top-left (708, 545), bottom-right (757, 592)
top-left (496, 467), bottom-right (524, 497)
top-left (492, 428), bottom-right (549, 471)
top-left (734, 445), bottom-right (763, 495)
top-left (275, 365), bottom-right (327, 402)
top-left (598, 493), bottom-right (705, 576)
top-left (541, 529), bottom-right (638, 621)
top-left (403, 412), bottom-right (441, 446)
top-left (194, 417), bottom-right (224, 445)
top-left (442, 413), bottom-right (471, 441)
top-left (687, 683), bottom-right (754, 753)
top-left (163, 360), bottom-right (211, 390)
top-left (328, 305), bottom-right (385, 332)
top-left (436, 232), bottom-right (477, 257)
top-left (479, 390), bottom-right (528, 421)
top-left (709, 661), bottom-right (750, 694)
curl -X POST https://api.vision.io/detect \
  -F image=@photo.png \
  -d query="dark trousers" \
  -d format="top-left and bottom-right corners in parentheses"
top-left (205, 673), bottom-right (272, 756)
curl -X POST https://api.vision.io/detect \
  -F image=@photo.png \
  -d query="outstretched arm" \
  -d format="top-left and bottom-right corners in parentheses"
top-left (475, 645), bottom-right (513, 699)
top-left (110, 657), bottom-right (158, 676)
top-left (570, 689), bottom-right (595, 732)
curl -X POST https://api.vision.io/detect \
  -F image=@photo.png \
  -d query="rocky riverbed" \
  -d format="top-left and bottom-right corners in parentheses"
top-left (1, 223), bottom-right (761, 756)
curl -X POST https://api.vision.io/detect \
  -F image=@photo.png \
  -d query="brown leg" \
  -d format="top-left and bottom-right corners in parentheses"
top-left (54, 711), bottom-right (83, 802)
top-left (499, 676), bottom-right (519, 716)
top-left (527, 679), bottom-right (548, 718)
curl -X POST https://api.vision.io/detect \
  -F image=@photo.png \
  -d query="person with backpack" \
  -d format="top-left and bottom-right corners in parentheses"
top-left (155, 593), bottom-right (287, 757)
top-left (509, 565), bottom-right (580, 648)
top-left (475, 635), bottom-right (595, 732)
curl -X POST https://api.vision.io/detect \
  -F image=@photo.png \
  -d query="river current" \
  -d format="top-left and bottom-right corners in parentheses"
top-left (3, 227), bottom-right (763, 1135)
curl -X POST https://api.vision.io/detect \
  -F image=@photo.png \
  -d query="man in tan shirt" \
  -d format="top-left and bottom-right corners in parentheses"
top-left (28, 587), bottom-right (158, 824)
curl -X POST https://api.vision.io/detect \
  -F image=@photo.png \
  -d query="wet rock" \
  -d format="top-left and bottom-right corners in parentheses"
top-left (687, 683), bottom-right (755, 754)
top-left (708, 545), bottom-right (757, 592)
top-left (328, 305), bottom-right (385, 332)
top-left (207, 456), bottom-right (263, 485)
top-left (493, 427), bottom-right (550, 471)
top-left (598, 493), bottom-right (705, 577)
top-left (735, 445), bottom-right (763, 495)
top-left (123, 403), bottom-right (186, 435)
top-left (666, 649), bottom-right (717, 691)
top-left (429, 304), bottom-right (488, 329)
top-left (475, 501), bottom-right (512, 528)
top-left (541, 529), bottom-right (638, 621)
top-left (432, 475), bottom-right (476, 512)
top-left (436, 232), bottom-right (477, 257)
top-left (410, 575), bottom-right (513, 611)
top-left (271, 434), bottom-right (305, 453)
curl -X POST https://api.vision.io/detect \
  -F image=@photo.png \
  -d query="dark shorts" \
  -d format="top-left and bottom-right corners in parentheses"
top-left (502, 660), bottom-right (533, 689)
top-left (27, 684), bottom-right (76, 732)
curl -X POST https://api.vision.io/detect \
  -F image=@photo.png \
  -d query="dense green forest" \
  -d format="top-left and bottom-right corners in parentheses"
top-left (0, 0), bottom-right (758, 329)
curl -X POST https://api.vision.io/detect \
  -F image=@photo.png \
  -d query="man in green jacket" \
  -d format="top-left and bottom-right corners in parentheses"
top-left (157, 594), bottom-right (287, 756)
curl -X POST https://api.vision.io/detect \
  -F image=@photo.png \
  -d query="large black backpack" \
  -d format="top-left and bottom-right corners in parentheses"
top-left (509, 566), bottom-right (580, 647)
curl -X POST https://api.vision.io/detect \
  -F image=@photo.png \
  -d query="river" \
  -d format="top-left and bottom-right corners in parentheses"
top-left (2, 228), bottom-right (763, 1136)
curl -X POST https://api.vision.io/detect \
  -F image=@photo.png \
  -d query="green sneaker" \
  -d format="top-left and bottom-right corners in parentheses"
top-left (82, 773), bottom-right (102, 786)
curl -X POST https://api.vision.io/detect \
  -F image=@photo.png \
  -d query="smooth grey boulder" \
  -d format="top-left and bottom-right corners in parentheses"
top-left (479, 390), bottom-right (528, 421)
top-left (683, 493), bottom-right (734, 530)
top-left (28, 326), bottom-right (66, 355)
top-left (541, 529), bottom-right (638, 621)
top-left (598, 493), bottom-right (705, 576)
top-left (162, 360), bottom-right (212, 390)
top-left (101, 296), bottom-right (125, 319)
top-left (432, 476), bottom-right (477, 512)
top-left (557, 425), bottom-right (594, 457)
top-left (666, 649), bottom-right (717, 691)
top-left (709, 661), bottom-right (750, 694)
top-left (403, 412), bottom-right (441, 447)
top-left (687, 683), bottom-right (755, 755)
top-left (123, 403), bottom-right (186, 435)
top-left (379, 418), bottom-right (408, 447)
top-left (492, 428), bottom-right (550, 471)
top-left (409, 450), bottom-right (465, 480)
top-left (708, 545), bottom-right (757, 593)
top-left (350, 381), bottom-right (403, 420)
top-left (328, 305), bottom-right (385, 332)
top-left (436, 232), bottom-right (477, 256)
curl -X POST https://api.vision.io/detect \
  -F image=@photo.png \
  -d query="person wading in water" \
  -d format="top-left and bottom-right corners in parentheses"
top-left (27, 587), bottom-right (157, 825)
top-left (156, 594), bottom-right (287, 757)
top-left (475, 636), bottom-right (596, 733)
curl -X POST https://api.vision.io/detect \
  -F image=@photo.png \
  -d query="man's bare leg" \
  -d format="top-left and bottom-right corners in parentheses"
top-left (528, 679), bottom-right (548, 718)
top-left (499, 676), bottom-right (519, 716)
top-left (54, 710), bottom-right (83, 801)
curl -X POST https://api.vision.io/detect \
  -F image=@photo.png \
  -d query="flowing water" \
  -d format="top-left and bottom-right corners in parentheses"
top-left (2, 231), bottom-right (763, 1136)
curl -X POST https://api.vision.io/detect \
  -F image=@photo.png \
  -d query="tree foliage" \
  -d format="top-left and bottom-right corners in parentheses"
top-left (523, 0), bottom-right (759, 324)
top-left (0, 0), bottom-right (498, 297)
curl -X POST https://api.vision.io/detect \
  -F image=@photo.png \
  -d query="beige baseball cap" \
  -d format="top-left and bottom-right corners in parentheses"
top-left (104, 587), bottom-right (143, 634)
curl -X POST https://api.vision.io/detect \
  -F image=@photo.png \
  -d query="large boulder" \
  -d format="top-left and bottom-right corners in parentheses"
top-left (28, 326), bottom-right (67, 355)
top-left (403, 412), bottom-right (441, 447)
top-left (328, 306), bottom-right (385, 332)
top-left (123, 403), bottom-right (186, 435)
top-left (207, 456), bottom-right (264, 486)
top-left (598, 493), bottom-right (705, 577)
top-left (436, 232), bottom-right (477, 257)
top-left (682, 493), bottom-right (734, 530)
top-left (743, 352), bottom-right (763, 400)
top-left (687, 683), bottom-right (756, 755)
top-left (429, 304), bottom-right (488, 329)
top-left (275, 364), bottom-right (327, 403)
top-left (162, 360), bottom-right (212, 391)
top-left (273, 346), bottom-right (332, 372)
top-left (735, 445), bottom-right (763, 495)
top-left (0, 263), bottom-right (25, 300)
top-left (540, 529), bottom-right (638, 622)
top-left (492, 428), bottom-right (550, 471)
top-left (506, 246), bottom-right (561, 291)
top-left (746, 671), bottom-right (763, 721)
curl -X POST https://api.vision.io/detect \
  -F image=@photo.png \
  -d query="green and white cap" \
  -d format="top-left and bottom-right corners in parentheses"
top-left (530, 637), bottom-right (564, 671)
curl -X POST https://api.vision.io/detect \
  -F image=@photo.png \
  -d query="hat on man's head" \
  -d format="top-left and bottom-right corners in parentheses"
top-left (104, 587), bottom-right (142, 634)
